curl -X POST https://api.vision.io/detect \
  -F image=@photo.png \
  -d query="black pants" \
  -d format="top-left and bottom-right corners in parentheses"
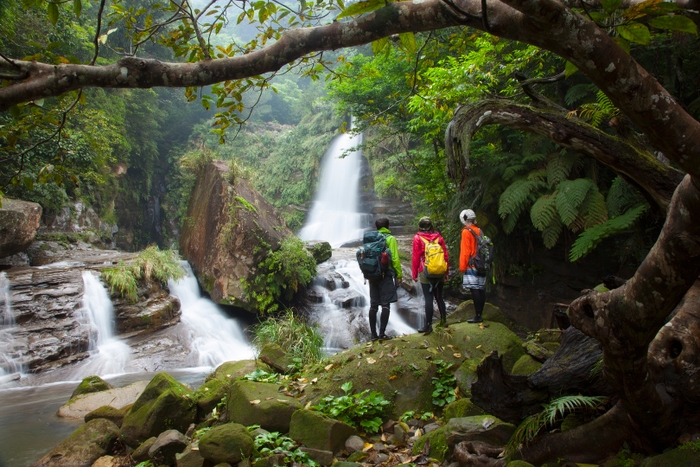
top-left (421, 281), bottom-right (446, 327)
top-left (471, 288), bottom-right (486, 316)
top-left (369, 274), bottom-right (397, 336)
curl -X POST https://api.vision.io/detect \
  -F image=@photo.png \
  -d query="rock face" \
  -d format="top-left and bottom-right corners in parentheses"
top-left (0, 198), bottom-right (42, 259)
top-left (180, 161), bottom-right (292, 308)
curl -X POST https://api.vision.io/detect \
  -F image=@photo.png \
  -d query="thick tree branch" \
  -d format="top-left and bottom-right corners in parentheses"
top-left (445, 99), bottom-right (683, 211)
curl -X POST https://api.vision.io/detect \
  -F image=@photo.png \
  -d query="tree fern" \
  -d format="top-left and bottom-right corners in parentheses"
top-left (606, 176), bottom-right (646, 217)
top-left (579, 90), bottom-right (619, 128)
top-left (581, 190), bottom-right (608, 229)
top-left (555, 178), bottom-right (595, 226)
top-left (530, 193), bottom-right (558, 231)
top-left (505, 395), bottom-right (608, 460)
top-left (569, 204), bottom-right (647, 261)
top-left (522, 153), bottom-right (547, 164)
top-left (499, 179), bottom-right (543, 233)
top-left (527, 169), bottom-right (547, 183)
top-left (542, 216), bottom-right (564, 249)
top-left (564, 83), bottom-right (597, 107)
top-left (546, 151), bottom-right (579, 187)
top-left (504, 163), bottom-right (527, 180)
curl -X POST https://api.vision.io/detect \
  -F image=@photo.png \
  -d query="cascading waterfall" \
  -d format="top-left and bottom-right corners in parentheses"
top-left (168, 262), bottom-right (255, 367)
top-left (66, 271), bottom-right (133, 379)
top-left (298, 120), bottom-right (368, 247)
top-left (0, 272), bottom-right (24, 379)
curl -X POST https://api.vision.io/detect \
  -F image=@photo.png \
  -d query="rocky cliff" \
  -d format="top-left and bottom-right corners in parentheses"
top-left (180, 161), bottom-right (293, 309)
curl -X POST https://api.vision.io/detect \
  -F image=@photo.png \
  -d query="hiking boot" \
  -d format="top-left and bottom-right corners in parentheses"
top-left (378, 334), bottom-right (389, 340)
top-left (438, 318), bottom-right (447, 328)
top-left (371, 333), bottom-right (379, 341)
top-left (467, 316), bottom-right (483, 323)
top-left (417, 326), bottom-right (433, 335)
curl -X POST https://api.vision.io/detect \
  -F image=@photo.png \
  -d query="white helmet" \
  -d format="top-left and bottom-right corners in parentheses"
top-left (460, 209), bottom-right (476, 225)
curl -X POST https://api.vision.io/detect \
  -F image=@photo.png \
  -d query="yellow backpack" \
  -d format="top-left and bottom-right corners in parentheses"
top-left (420, 237), bottom-right (447, 279)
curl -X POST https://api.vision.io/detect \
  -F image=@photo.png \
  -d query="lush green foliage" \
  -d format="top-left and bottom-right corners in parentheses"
top-left (252, 309), bottom-right (324, 364)
top-left (313, 381), bottom-right (390, 433)
top-left (242, 368), bottom-right (281, 383)
top-left (505, 395), bottom-right (608, 460)
top-left (252, 431), bottom-right (318, 466)
top-left (101, 246), bottom-right (184, 302)
top-left (431, 360), bottom-right (458, 407)
top-left (243, 237), bottom-right (318, 314)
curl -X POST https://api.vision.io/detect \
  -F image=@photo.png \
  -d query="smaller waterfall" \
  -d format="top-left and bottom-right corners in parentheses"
top-left (168, 263), bottom-right (255, 368)
top-left (68, 272), bottom-right (132, 378)
top-left (0, 272), bottom-right (24, 380)
top-left (298, 121), bottom-right (369, 247)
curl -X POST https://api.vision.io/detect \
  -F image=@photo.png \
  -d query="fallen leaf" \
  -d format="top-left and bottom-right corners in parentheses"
top-left (366, 357), bottom-right (376, 364)
top-left (304, 401), bottom-right (312, 409)
top-left (437, 346), bottom-right (444, 352)
top-left (428, 348), bottom-right (438, 354)
top-left (446, 344), bottom-right (455, 349)
top-left (379, 351), bottom-right (384, 359)
top-left (204, 387), bottom-right (209, 391)
top-left (266, 397), bottom-right (274, 400)
top-left (277, 399), bottom-right (289, 403)
top-left (325, 363), bottom-right (334, 371)
top-left (453, 353), bottom-right (462, 358)
top-left (363, 442), bottom-right (374, 452)
top-left (226, 374), bottom-right (231, 378)
top-left (476, 344), bottom-right (482, 349)
top-left (389, 375), bottom-right (397, 381)
top-left (357, 360), bottom-right (362, 367)
top-left (311, 377), bottom-right (318, 384)
top-left (250, 399), bottom-right (261, 405)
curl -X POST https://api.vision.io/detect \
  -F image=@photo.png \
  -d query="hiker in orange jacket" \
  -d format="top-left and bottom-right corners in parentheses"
top-left (459, 209), bottom-right (486, 323)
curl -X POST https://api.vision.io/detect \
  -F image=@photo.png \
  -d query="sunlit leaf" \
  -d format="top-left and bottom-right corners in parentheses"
top-left (371, 37), bottom-right (389, 55)
top-left (564, 61), bottom-right (578, 77)
top-left (617, 22), bottom-right (651, 45)
top-left (73, 0), bottom-right (82, 17)
top-left (601, 0), bottom-right (621, 13)
top-left (613, 36), bottom-right (630, 53)
top-left (336, 0), bottom-right (385, 19)
top-left (23, 177), bottom-right (34, 191)
top-left (399, 32), bottom-right (417, 55)
top-left (648, 15), bottom-right (697, 34)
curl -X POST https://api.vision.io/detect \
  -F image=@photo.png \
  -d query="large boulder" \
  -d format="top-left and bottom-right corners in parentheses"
top-left (120, 373), bottom-right (196, 447)
top-left (180, 160), bottom-right (293, 308)
top-left (58, 380), bottom-right (148, 419)
top-left (31, 418), bottom-right (120, 467)
top-left (289, 409), bottom-right (357, 453)
top-left (197, 423), bottom-right (255, 465)
top-left (227, 380), bottom-right (302, 432)
top-left (0, 198), bottom-right (41, 259)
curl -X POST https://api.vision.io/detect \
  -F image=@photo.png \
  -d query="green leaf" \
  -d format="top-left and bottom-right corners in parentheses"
top-left (371, 37), bottom-right (389, 56)
top-left (617, 22), bottom-right (651, 45)
top-left (48, 2), bottom-right (59, 25)
top-left (9, 105), bottom-right (20, 119)
top-left (73, 0), bottom-right (82, 17)
top-left (336, 0), bottom-right (385, 19)
top-left (613, 36), bottom-right (631, 54)
top-left (23, 177), bottom-right (34, 190)
top-left (648, 15), bottom-right (697, 34)
top-left (601, 0), bottom-right (621, 14)
top-left (564, 61), bottom-right (578, 77)
top-left (340, 381), bottom-right (352, 393)
top-left (399, 32), bottom-right (417, 55)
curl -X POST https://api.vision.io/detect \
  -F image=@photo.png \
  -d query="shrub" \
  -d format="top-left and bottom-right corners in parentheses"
top-left (313, 382), bottom-right (390, 434)
top-left (243, 236), bottom-right (317, 314)
top-left (252, 309), bottom-right (324, 365)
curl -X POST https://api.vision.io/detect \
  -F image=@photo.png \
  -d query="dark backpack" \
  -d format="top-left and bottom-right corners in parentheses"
top-left (357, 231), bottom-right (391, 280)
top-left (466, 226), bottom-right (494, 275)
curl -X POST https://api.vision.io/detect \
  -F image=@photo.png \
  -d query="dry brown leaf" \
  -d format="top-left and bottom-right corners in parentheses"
top-left (446, 344), bottom-right (455, 349)
top-left (380, 351), bottom-right (384, 359)
top-left (366, 357), bottom-right (376, 364)
top-left (389, 375), bottom-right (397, 381)
top-left (453, 353), bottom-right (462, 358)
top-left (357, 360), bottom-right (362, 367)
top-left (311, 377), bottom-right (318, 383)
top-left (363, 442), bottom-right (374, 452)
top-left (476, 344), bottom-right (482, 349)
top-left (324, 363), bottom-right (334, 371)
top-left (250, 399), bottom-right (261, 405)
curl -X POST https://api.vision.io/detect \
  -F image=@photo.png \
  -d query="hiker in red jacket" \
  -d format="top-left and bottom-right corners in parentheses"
top-left (459, 209), bottom-right (486, 323)
top-left (411, 216), bottom-right (449, 334)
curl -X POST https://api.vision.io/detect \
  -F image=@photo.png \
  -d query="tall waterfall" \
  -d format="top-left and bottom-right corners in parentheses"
top-left (168, 263), bottom-right (255, 367)
top-left (298, 121), bottom-right (368, 247)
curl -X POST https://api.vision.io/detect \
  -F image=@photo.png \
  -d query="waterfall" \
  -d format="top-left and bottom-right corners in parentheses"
top-left (298, 120), bottom-right (368, 247)
top-left (168, 263), bottom-right (255, 368)
top-left (67, 271), bottom-right (132, 378)
top-left (0, 272), bottom-right (24, 380)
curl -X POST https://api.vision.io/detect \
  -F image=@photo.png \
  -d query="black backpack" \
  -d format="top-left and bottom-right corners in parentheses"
top-left (466, 226), bottom-right (494, 275)
top-left (356, 231), bottom-right (391, 280)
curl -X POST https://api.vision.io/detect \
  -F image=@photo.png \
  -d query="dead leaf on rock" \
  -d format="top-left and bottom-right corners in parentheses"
top-left (379, 351), bottom-right (384, 359)
top-left (446, 344), bottom-right (455, 349)
top-left (453, 353), bottom-right (462, 358)
top-left (476, 344), bottom-right (482, 349)
top-left (363, 442), bottom-right (374, 452)
top-left (325, 363), bottom-right (334, 371)
top-left (266, 397), bottom-right (274, 400)
top-left (311, 377), bottom-right (318, 384)
top-left (366, 357), bottom-right (376, 364)
top-left (357, 360), bottom-right (362, 367)
top-left (389, 375), bottom-right (397, 381)
top-left (250, 400), bottom-right (261, 405)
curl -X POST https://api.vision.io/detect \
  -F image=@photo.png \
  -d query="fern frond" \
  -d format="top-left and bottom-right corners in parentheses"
top-left (522, 153), bottom-right (547, 164)
top-left (556, 179), bottom-right (595, 226)
top-left (531, 194), bottom-right (558, 231)
top-left (527, 169), bottom-right (547, 183)
top-left (569, 205), bottom-right (647, 261)
top-left (502, 210), bottom-right (522, 234)
top-left (542, 216), bottom-right (564, 248)
top-left (596, 91), bottom-right (617, 116)
top-left (499, 179), bottom-right (542, 217)
top-left (581, 190), bottom-right (608, 229)
top-left (606, 176), bottom-right (645, 217)
top-left (564, 83), bottom-right (597, 107)
top-left (504, 164), bottom-right (526, 180)
top-left (546, 152), bottom-right (579, 187)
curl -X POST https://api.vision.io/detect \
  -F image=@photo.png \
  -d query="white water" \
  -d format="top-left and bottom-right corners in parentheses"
top-left (168, 263), bottom-right (255, 367)
top-left (62, 272), bottom-right (133, 379)
top-left (0, 272), bottom-right (24, 380)
top-left (298, 122), bottom-right (368, 247)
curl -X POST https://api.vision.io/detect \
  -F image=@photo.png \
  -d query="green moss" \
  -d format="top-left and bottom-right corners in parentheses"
top-left (71, 376), bottom-right (113, 400)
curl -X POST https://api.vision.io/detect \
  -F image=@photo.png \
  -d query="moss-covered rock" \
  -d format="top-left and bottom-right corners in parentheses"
top-left (448, 302), bottom-right (515, 329)
top-left (32, 418), bottom-right (120, 467)
top-left (302, 321), bottom-right (524, 419)
top-left (511, 354), bottom-right (543, 375)
top-left (640, 445), bottom-right (700, 466)
top-left (522, 339), bottom-right (554, 362)
top-left (198, 423), bottom-right (254, 465)
top-left (194, 377), bottom-right (228, 422)
top-left (71, 376), bottom-right (114, 400)
top-left (288, 409), bottom-right (357, 453)
top-left (228, 380), bottom-right (302, 432)
top-left (305, 241), bottom-right (332, 264)
top-left (454, 358), bottom-right (480, 398)
top-left (443, 399), bottom-right (485, 420)
top-left (208, 360), bottom-right (261, 382)
top-left (84, 405), bottom-right (128, 427)
top-left (411, 415), bottom-right (515, 461)
top-left (120, 372), bottom-right (196, 447)
top-left (258, 343), bottom-right (294, 374)
top-left (505, 461), bottom-right (536, 467)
